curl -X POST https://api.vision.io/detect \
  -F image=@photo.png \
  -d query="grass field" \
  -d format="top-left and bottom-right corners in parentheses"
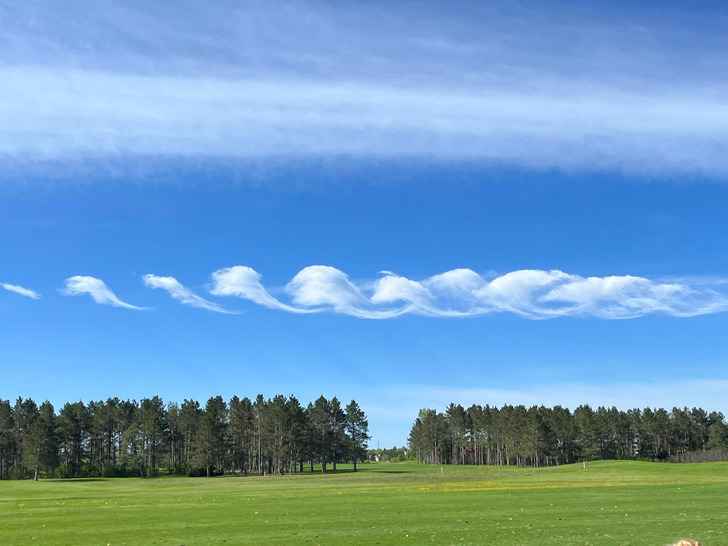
top-left (1, 460), bottom-right (726, 545)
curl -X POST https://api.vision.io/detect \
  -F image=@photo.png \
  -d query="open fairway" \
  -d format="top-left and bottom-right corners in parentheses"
top-left (1, 461), bottom-right (726, 545)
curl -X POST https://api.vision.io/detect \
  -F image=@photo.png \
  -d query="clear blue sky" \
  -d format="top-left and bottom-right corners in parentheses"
top-left (2, 0), bottom-right (728, 447)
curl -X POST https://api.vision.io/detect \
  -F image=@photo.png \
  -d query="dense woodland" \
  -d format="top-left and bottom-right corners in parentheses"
top-left (0, 395), bottom-right (369, 480)
top-left (408, 404), bottom-right (728, 467)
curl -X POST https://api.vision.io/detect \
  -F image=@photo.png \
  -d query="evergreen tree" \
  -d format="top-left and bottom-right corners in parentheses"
top-left (23, 401), bottom-right (58, 481)
top-left (0, 400), bottom-right (16, 478)
top-left (57, 401), bottom-right (90, 477)
top-left (194, 396), bottom-right (228, 477)
top-left (14, 397), bottom-right (40, 477)
top-left (345, 400), bottom-right (369, 471)
top-left (178, 399), bottom-right (201, 471)
top-left (309, 396), bottom-right (332, 473)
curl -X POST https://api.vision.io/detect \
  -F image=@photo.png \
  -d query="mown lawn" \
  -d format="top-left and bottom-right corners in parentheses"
top-left (1, 460), bottom-right (726, 544)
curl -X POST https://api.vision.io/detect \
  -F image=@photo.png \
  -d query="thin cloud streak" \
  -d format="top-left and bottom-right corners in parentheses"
top-left (209, 266), bottom-right (728, 319)
top-left (63, 276), bottom-right (146, 310)
top-left (1, 282), bottom-right (41, 300)
top-left (142, 274), bottom-right (235, 314)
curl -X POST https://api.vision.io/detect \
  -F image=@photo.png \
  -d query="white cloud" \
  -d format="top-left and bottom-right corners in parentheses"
top-left (1, 282), bottom-right (41, 300)
top-left (63, 276), bottom-right (146, 310)
top-left (208, 265), bottom-right (728, 319)
top-left (142, 274), bottom-right (234, 313)
top-left (287, 266), bottom-right (404, 319)
top-left (372, 273), bottom-right (434, 313)
top-left (540, 275), bottom-right (700, 318)
top-left (208, 266), bottom-right (309, 313)
top-left (474, 269), bottom-right (573, 317)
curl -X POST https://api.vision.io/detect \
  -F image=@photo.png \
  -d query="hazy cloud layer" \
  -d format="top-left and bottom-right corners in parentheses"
top-left (63, 276), bottom-right (146, 310)
top-left (369, 379), bottom-right (728, 431)
top-left (142, 274), bottom-right (234, 314)
top-left (3, 1), bottom-right (728, 176)
top-left (209, 266), bottom-right (728, 319)
top-left (1, 282), bottom-right (41, 299)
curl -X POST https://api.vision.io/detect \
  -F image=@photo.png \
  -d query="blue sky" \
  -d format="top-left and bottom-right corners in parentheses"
top-left (2, 0), bottom-right (728, 446)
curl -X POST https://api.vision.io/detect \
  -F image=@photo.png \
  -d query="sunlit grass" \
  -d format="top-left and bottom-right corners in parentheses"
top-left (1, 461), bottom-right (726, 544)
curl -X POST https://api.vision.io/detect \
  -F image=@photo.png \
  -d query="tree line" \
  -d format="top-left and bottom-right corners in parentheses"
top-left (408, 404), bottom-right (728, 467)
top-left (0, 395), bottom-right (369, 480)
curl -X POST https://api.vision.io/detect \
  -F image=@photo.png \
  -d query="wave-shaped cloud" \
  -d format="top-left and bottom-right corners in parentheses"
top-left (142, 274), bottom-right (235, 314)
top-left (63, 276), bottom-right (146, 310)
top-left (208, 266), bottom-right (307, 313)
top-left (1, 282), bottom-right (41, 300)
top-left (209, 266), bottom-right (728, 319)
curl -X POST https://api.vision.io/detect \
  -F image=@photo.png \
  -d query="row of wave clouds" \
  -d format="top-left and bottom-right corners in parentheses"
top-left (207, 266), bottom-right (727, 319)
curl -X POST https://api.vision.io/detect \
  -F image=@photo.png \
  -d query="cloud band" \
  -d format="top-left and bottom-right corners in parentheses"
top-left (209, 266), bottom-right (728, 319)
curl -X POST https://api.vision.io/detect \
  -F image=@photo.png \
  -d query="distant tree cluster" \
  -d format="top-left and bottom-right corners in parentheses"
top-left (408, 404), bottom-right (728, 467)
top-left (0, 395), bottom-right (369, 480)
top-left (367, 446), bottom-right (408, 462)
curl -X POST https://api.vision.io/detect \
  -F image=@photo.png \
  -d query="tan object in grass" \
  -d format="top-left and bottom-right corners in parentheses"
top-left (672, 540), bottom-right (701, 546)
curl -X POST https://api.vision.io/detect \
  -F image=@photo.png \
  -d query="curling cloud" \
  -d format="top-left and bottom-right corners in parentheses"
top-left (142, 274), bottom-right (235, 314)
top-left (208, 266), bottom-right (728, 319)
top-left (1, 282), bottom-right (41, 300)
top-left (64, 276), bottom-right (146, 310)
top-left (208, 266), bottom-right (308, 313)
top-left (2, 1), bottom-right (728, 176)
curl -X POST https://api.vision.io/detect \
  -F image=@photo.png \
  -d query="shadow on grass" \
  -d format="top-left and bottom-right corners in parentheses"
top-left (324, 467), bottom-right (411, 475)
top-left (60, 478), bottom-right (110, 482)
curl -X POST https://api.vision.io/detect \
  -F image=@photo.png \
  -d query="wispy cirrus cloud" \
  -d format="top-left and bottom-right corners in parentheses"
top-left (1, 282), bottom-right (41, 300)
top-left (2, 68), bottom-right (727, 176)
top-left (142, 274), bottom-right (234, 314)
top-left (209, 265), bottom-right (728, 319)
top-left (2, 1), bottom-right (728, 177)
top-left (63, 276), bottom-right (146, 310)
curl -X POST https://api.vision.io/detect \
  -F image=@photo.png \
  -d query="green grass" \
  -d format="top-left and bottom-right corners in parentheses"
top-left (1, 460), bottom-right (727, 544)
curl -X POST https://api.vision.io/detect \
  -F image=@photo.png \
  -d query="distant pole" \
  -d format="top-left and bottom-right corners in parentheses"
top-left (441, 466), bottom-right (443, 473)
top-left (583, 461), bottom-right (586, 469)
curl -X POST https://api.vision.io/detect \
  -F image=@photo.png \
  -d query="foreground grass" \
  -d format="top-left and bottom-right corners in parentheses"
top-left (1, 460), bottom-right (727, 545)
